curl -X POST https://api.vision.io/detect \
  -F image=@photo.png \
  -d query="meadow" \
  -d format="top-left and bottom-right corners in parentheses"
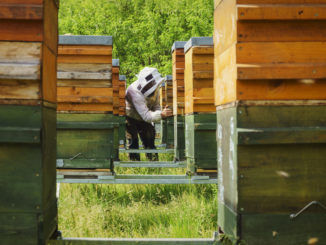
top-left (58, 153), bottom-right (218, 238)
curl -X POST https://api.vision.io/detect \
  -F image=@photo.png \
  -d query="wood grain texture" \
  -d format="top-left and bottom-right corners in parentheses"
top-left (58, 45), bottom-right (112, 56)
top-left (42, 44), bottom-right (57, 103)
top-left (0, 80), bottom-right (40, 100)
top-left (0, 20), bottom-right (43, 42)
top-left (0, 3), bottom-right (43, 20)
top-left (43, 0), bottom-right (58, 55)
top-left (57, 55), bottom-right (112, 64)
top-left (237, 4), bottom-right (326, 20)
top-left (57, 71), bottom-right (112, 80)
top-left (0, 41), bottom-right (41, 63)
top-left (57, 79), bottom-right (112, 88)
top-left (57, 63), bottom-right (112, 73)
top-left (0, 63), bottom-right (40, 80)
top-left (237, 0), bottom-right (326, 3)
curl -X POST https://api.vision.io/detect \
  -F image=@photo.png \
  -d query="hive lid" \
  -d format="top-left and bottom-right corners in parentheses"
top-left (59, 35), bottom-right (113, 45)
top-left (165, 75), bottom-right (172, 81)
top-left (184, 37), bottom-right (213, 53)
top-left (171, 41), bottom-right (187, 53)
top-left (119, 75), bottom-right (126, 81)
top-left (112, 59), bottom-right (120, 67)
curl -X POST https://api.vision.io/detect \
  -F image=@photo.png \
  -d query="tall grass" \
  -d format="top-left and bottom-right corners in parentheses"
top-left (58, 153), bottom-right (218, 238)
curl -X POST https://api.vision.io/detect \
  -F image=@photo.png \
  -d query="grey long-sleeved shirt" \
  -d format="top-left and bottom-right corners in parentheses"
top-left (125, 81), bottom-right (162, 123)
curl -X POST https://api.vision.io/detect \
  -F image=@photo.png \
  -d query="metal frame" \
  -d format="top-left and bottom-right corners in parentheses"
top-left (48, 237), bottom-right (221, 245)
top-left (114, 161), bottom-right (187, 168)
top-left (119, 148), bottom-right (174, 154)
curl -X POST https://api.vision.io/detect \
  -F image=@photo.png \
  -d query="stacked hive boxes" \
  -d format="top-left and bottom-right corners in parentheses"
top-left (118, 75), bottom-right (126, 147)
top-left (112, 59), bottom-right (120, 160)
top-left (56, 35), bottom-right (115, 170)
top-left (172, 41), bottom-right (187, 160)
top-left (159, 82), bottom-right (167, 145)
top-left (165, 75), bottom-right (174, 148)
top-left (184, 37), bottom-right (217, 175)
top-left (214, 1), bottom-right (326, 244)
top-left (0, 0), bottom-right (58, 243)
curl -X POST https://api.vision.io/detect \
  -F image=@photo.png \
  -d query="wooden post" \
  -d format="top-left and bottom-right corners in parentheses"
top-left (159, 82), bottom-right (167, 145)
top-left (184, 37), bottom-right (217, 175)
top-left (214, 1), bottom-right (326, 244)
top-left (172, 41), bottom-right (187, 160)
top-left (56, 35), bottom-right (114, 170)
top-left (112, 59), bottom-right (120, 160)
top-left (0, 0), bottom-right (59, 244)
top-left (165, 75), bottom-right (174, 148)
top-left (119, 75), bottom-right (127, 148)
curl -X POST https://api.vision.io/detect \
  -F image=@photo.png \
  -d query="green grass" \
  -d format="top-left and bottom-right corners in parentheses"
top-left (58, 153), bottom-right (218, 238)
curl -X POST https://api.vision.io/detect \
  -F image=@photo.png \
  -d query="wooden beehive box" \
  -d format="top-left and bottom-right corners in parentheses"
top-left (118, 75), bottom-right (126, 147)
top-left (216, 102), bottom-right (326, 244)
top-left (56, 35), bottom-right (115, 169)
top-left (112, 59), bottom-right (120, 160)
top-left (184, 37), bottom-right (215, 114)
top-left (0, 0), bottom-right (58, 243)
top-left (172, 41), bottom-right (187, 160)
top-left (184, 37), bottom-right (217, 175)
top-left (165, 75), bottom-right (174, 148)
top-left (159, 82), bottom-right (167, 145)
top-left (214, 0), bottom-right (326, 106)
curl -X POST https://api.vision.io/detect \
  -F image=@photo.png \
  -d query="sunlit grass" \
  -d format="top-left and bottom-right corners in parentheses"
top-left (58, 153), bottom-right (218, 238)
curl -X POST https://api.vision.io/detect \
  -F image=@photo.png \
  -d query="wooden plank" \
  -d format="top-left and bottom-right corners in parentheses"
top-left (0, 3), bottom-right (43, 20)
top-left (238, 20), bottom-right (326, 42)
top-left (58, 55), bottom-right (112, 64)
top-left (57, 79), bottom-right (112, 88)
top-left (57, 72), bottom-right (112, 80)
top-left (237, 0), bottom-right (326, 3)
top-left (213, 0), bottom-right (237, 56)
top-left (237, 42), bottom-right (326, 64)
top-left (0, 126), bottom-right (40, 143)
top-left (238, 4), bottom-right (326, 20)
top-left (0, 80), bottom-right (40, 100)
top-left (237, 79), bottom-right (326, 101)
top-left (42, 44), bottom-right (57, 103)
top-left (57, 104), bottom-right (113, 112)
top-left (57, 87), bottom-right (113, 97)
top-left (0, 63), bottom-right (40, 80)
top-left (57, 95), bottom-right (113, 104)
top-left (193, 71), bottom-right (214, 79)
top-left (238, 64), bottom-right (326, 79)
top-left (0, 41), bottom-right (41, 63)
top-left (192, 46), bottom-right (214, 55)
top-left (0, 19), bottom-right (43, 42)
top-left (58, 45), bottom-right (112, 56)
top-left (58, 63), bottom-right (111, 73)
top-left (238, 127), bottom-right (326, 144)
top-left (43, 0), bottom-right (58, 55)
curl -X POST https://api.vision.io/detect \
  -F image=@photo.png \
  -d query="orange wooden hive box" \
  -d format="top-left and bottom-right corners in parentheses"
top-left (57, 35), bottom-right (113, 113)
top-left (112, 59), bottom-right (120, 116)
top-left (184, 37), bottom-right (215, 114)
top-left (214, 0), bottom-right (326, 106)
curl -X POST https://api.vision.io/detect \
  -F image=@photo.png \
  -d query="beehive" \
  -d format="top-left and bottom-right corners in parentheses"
top-left (214, 1), bottom-right (326, 243)
top-left (118, 75), bottom-right (126, 147)
top-left (214, 0), bottom-right (326, 106)
top-left (165, 75), bottom-right (174, 148)
top-left (184, 37), bottom-right (217, 174)
top-left (0, 0), bottom-right (58, 243)
top-left (56, 35), bottom-right (115, 169)
top-left (172, 41), bottom-right (186, 160)
top-left (112, 59), bottom-right (120, 160)
top-left (159, 82), bottom-right (167, 145)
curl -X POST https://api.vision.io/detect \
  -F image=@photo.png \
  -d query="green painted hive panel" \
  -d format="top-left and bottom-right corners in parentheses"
top-left (57, 113), bottom-right (115, 169)
top-left (166, 116), bottom-right (175, 148)
top-left (118, 116), bottom-right (126, 146)
top-left (185, 114), bottom-right (217, 171)
top-left (216, 104), bottom-right (326, 244)
top-left (174, 115), bottom-right (185, 161)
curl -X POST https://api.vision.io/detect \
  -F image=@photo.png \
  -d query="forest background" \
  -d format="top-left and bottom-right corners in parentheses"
top-left (59, 0), bottom-right (214, 84)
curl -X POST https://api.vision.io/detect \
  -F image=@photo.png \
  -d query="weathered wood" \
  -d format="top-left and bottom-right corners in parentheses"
top-left (0, 41), bottom-right (41, 63)
top-left (237, 4), bottom-right (326, 20)
top-left (0, 80), bottom-right (40, 100)
top-left (42, 44), bottom-right (57, 103)
top-left (57, 72), bottom-right (112, 80)
top-left (57, 55), bottom-right (112, 64)
top-left (57, 113), bottom-right (115, 169)
top-left (185, 114), bottom-right (217, 173)
top-left (58, 45), bottom-right (112, 56)
top-left (57, 79), bottom-right (112, 88)
top-left (216, 104), bottom-right (326, 243)
top-left (0, 3), bottom-right (43, 20)
top-left (58, 63), bottom-right (112, 73)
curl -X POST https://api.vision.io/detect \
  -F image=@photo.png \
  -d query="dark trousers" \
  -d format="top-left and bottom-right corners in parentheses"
top-left (126, 116), bottom-right (158, 161)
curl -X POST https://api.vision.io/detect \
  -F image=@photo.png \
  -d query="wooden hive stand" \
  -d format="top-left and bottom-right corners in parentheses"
top-left (172, 41), bottom-right (187, 160)
top-left (159, 81), bottom-right (167, 145)
top-left (165, 75), bottom-right (174, 148)
top-left (118, 75), bottom-right (127, 148)
top-left (112, 59), bottom-right (121, 160)
top-left (184, 37), bottom-right (217, 176)
top-left (0, 0), bottom-right (59, 243)
top-left (214, 0), bottom-right (326, 244)
top-left (56, 35), bottom-right (115, 170)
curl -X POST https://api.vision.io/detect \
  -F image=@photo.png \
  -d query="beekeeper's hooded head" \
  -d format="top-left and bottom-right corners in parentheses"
top-left (136, 67), bottom-right (165, 98)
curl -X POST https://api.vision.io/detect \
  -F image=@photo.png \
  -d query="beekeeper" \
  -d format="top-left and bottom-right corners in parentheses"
top-left (125, 67), bottom-right (172, 161)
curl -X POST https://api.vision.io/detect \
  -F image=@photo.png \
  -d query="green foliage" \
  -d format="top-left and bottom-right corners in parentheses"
top-left (59, 0), bottom-right (214, 84)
